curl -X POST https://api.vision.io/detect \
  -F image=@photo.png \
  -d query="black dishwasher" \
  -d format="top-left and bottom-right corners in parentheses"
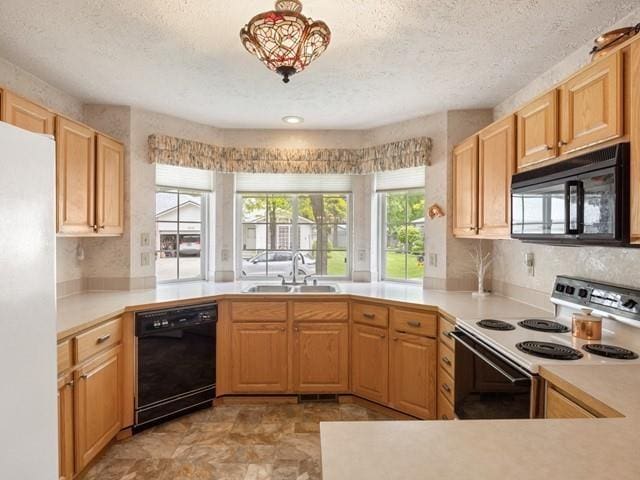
top-left (135, 303), bottom-right (217, 431)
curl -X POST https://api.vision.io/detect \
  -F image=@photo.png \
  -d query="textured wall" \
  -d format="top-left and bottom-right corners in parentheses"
top-left (491, 6), bottom-right (640, 304)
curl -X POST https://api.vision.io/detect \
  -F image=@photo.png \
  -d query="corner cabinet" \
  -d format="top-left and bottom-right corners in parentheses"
top-left (351, 323), bottom-right (389, 404)
top-left (452, 135), bottom-right (479, 237)
top-left (56, 117), bottom-right (124, 236)
top-left (453, 116), bottom-right (515, 239)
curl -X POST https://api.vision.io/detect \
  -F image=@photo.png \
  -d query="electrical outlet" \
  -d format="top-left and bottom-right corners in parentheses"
top-left (429, 253), bottom-right (438, 268)
top-left (141, 252), bottom-right (151, 267)
top-left (524, 252), bottom-right (535, 277)
top-left (221, 249), bottom-right (230, 262)
top-left (358, 249), bottom-right (367, 262)
top-left (140, 232), bottom-right (150, 247)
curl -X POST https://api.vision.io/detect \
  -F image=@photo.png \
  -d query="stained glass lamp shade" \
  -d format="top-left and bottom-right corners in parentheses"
top-left (240, 0), bottom-right (331, 83)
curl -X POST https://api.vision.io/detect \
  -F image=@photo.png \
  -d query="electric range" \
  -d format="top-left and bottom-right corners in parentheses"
top-left (452, 276), bottom-right (640, 420)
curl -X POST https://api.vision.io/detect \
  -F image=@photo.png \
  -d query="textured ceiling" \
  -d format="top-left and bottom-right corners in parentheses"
top-left (0, 1), bottom-right (637, 129)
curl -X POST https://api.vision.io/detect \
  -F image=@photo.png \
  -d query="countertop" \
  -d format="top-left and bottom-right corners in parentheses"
top-left (56, 281), bottom-right (552, 339)
top-left (321, 364), bottom-right (640, 480)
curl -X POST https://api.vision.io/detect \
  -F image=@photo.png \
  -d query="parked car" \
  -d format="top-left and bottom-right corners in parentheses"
top-left (241, 251), bottom-right (316, 278)
top-left (179, 241), bottom-right (201, 256)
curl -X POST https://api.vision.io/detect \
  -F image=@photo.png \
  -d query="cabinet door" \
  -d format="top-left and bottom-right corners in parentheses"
top-left (352, 323), bottom-right (388, 404)
top-left (389, 332), bottom-right (437, 419)
top-left (452, 136), bottom-right (478, 237)
top-left (559, 52), bottom-right (623, 154)
top-left (74, 347), bottom-right (121, 472)
top-left (231, 323), bottom-right (288, 393)
top-left (478, 116), bottom-right (516, 238)
top-left (56, 117), bottom-right (96, 235)
top-left (516, 90), bottom-right (558, 171)
top-left (1, 90), bottom-right (55, 135)
top-left (95, 135), bottom-right (124, 235)
top-left (293, 322), bottom-right (349, 393)
top-left (58, 375), bottom-right (74, 480)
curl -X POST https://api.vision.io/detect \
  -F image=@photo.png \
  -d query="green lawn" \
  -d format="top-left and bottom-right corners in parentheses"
top-left (327, 251), bottom-right (348, 276)
top-left (385, 251), bottom-right (424, 280)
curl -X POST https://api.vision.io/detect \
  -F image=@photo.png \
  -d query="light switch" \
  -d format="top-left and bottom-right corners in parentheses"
top-left (429, 253), bottom-right (438, 267)
top-left (141, 252), bottom-right (151, 267)
top-left (140, 232), bottom-right (150, 247)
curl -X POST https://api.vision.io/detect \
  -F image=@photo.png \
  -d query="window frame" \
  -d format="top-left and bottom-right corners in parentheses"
top-left (155, 187), bottom-right (210, 284)
top-left (378, 188), bottom-right (425, 284)
top-left (236, 192), bottom-right (352, 281)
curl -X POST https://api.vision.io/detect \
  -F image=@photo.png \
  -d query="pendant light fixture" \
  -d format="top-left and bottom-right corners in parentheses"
top-left (240, 0), bottom-right (331, 83)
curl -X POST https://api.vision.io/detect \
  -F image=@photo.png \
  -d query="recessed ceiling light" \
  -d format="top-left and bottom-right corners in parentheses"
top-left (282, 116), bottom-right (304, 125)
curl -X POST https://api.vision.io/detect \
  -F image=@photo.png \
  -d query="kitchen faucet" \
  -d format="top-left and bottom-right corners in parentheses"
top-left (278, 251), bottom-right (314, 286)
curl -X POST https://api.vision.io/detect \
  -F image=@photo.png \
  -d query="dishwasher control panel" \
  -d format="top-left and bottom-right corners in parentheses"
top-left (135, 303), bottom-right (217, 336)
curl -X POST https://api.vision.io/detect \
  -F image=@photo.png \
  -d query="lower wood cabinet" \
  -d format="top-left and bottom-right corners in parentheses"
top-left (389, 332), bottom-right (437, 419)
top-left (74, 346), bottom-right (122, 472)
top-left (57, 374), bottom-right (74, 480)
top-left (293, 322), bottom-right (349, 393)
top-left (351, 323), bottom-right (389, 404)
top-left (230, 322), bottom-right (288, 393)
top-left (545, 385), bottom-right (595, 419)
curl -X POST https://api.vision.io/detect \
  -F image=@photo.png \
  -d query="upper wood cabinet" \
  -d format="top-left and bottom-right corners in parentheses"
top-left (230, 322), bottom-right (288, 393)
top-left (452, 135), bottom-right (479, 237)
top-left (351, 323), bottom-right (388, 404)
top-left (389, 331), bottom-right (437, 419)
top-left (293, 322), bottom-right (349, 393)
top-left (56, 116), bottom-right (96, 235)
top-left (96, 134), bottom-right (125, 235)
top-left (74, 346), bottom-right (122, 472)
top-left (630, 41), bottom-right (640, 244)
top-left (559, 52), bottom-right (623, 155)
top-left (56, 117), bottom-right (125, 236)
top-left (478, 115), bottom-right (516, 238)
top-left (517, 90), bottom-right (558, 170)
top-left (0, 90), bottom-right (55, 135)
top-left (57, 374), bottom-right (74, 480)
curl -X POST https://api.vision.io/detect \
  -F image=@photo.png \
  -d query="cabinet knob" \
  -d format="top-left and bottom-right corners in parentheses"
top-left (442, 383), bottom-right (451, 393)
top-left (392, 337), bottom-right (399, 341)
top-left (546, 145), bottom-right (553, 151)
top-left (91, 224), bottom-right (98, 233)
top-left (80, 374), bottom-right (88, 380)
top-left (363, 313), bottom-right (376, 319)
top-left (558, 140), bottom-right (568, 147)
top-left (442, 357), bottom-right (452, 366)
top-left (99, 225), bottom-right (105, 230)
top-left (65, 380), bottom-right (74, 388)
top-left (407, 320), bottom-right (422, 328)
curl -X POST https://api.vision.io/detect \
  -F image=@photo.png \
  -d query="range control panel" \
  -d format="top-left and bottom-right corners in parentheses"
top-left (552, 276), bottom-right (640, 320)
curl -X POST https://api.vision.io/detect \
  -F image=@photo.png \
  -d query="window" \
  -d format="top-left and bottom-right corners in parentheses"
top-left (155, 189), bottom-right (208, 282)
top-left (240, 193), bottom-right (350, 279)
top-left (379, 190), bottom-right (425, 282)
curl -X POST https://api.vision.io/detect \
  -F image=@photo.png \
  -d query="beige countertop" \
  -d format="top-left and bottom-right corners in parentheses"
top-left (321, 364), bottom-right (640, 480)
top-left (56, 281), bottom-right (551, 339)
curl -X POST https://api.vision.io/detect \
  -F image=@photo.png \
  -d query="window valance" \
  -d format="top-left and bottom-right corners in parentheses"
top-left (148, 134), bottom-right (432, 174)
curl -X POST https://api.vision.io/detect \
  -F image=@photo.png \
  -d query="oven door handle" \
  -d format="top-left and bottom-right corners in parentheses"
top-left (450, 331), bottom-right (531, 385)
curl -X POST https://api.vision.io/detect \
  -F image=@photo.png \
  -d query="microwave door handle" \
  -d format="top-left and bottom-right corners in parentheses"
top-left (565, 180), bottom-right (584, 235)
top-left (451, 331), bottom-right (530, 384)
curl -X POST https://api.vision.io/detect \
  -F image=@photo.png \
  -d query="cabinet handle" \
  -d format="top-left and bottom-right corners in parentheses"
top-left (363, 313), bottom-right (376, 319)
top-left (442, 383), bottom-right (451, 393)
top-left (392, 337), bottom-right (399, 341)
top-left (442, 357), bottom-right (452, 366)
top-left (96, 334), bottom-right (111, 344)
top-left (80, 374), bottom-right (88, 380)
top-left (99, 225), bottom-right (105, 230)
top-left (379, 334), bottom-right (387, 339)
top-left (546, 145), bottom-right (553, 151)
top-left (91, 224), bottom-right (98, 233)
top-left (558, 140), bottom-right (568, 147)
top-left (441, 415), bottom-right (449, 420)
top-left (65, 380), bottom-right (74, 388)
top-left (407, 320), bottom-right (422, 328)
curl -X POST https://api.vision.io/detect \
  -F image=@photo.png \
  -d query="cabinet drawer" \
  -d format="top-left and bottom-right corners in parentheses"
top-left (438, 319), bottom-right (455, 350)
top-left (391, 308), bottom-right (437, 337)
top-left (437, 389), bottom-right (455, 421)
top-left (74, 318), bottom-right (122, 364)
top-left (231, 301), bottom-right (287, 322)
top-left (439, 367), bottom-right (454, 405)
top-left (293, 302), bottom-right (349, 322)
top-left (57, 340), bottom-right (73, 374)
top-left (352, 302), bottom-right (388, 327)
top-left (439, 343), bottom-right (455, 378)
top-left (546, 386), bottom-right (595, 419)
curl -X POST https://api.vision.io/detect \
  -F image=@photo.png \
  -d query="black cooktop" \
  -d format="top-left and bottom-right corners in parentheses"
top-left (583, 344), bottom-right (639, 360)
top-left (476, 319), bottom-right (516, 331)
top-left (518, 319), bottom-right (570, 333)
top-left (516, 341), bottom-right (584, 360)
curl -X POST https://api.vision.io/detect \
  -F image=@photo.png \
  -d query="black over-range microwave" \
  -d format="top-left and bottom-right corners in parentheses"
top-left (511, 143), bottom-right (630, 246)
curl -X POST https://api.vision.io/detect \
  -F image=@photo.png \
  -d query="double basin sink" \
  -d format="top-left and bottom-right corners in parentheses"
top-left (243, 284), bottom-right (340, 294)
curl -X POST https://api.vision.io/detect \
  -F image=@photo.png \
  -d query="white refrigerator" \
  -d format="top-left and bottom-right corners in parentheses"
top-left (0, 121), bottom-right (58, 478)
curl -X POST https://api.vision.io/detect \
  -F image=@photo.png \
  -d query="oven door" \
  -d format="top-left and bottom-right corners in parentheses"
top-left (452, 330), bottom-right (537, 419)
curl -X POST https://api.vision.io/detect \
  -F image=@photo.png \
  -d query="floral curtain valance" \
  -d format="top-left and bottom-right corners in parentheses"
top-left (148, 134), bottom-right (432, 174)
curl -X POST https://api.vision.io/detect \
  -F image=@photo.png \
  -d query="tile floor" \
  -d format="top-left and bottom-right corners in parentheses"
top-left (80, 401), bottom-right (398, 480)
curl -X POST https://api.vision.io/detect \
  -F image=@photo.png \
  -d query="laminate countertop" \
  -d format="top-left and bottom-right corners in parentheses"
top-left (321, 364), bottom-right (640, 480)
top-left (56, 281), bottom-right (552, 340)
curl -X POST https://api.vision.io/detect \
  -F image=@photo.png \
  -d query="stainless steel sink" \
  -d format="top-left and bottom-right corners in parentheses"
top-left (243, 285), bottom-right (294, 293)
top-left (295, 285), bottom-right (340, 293)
